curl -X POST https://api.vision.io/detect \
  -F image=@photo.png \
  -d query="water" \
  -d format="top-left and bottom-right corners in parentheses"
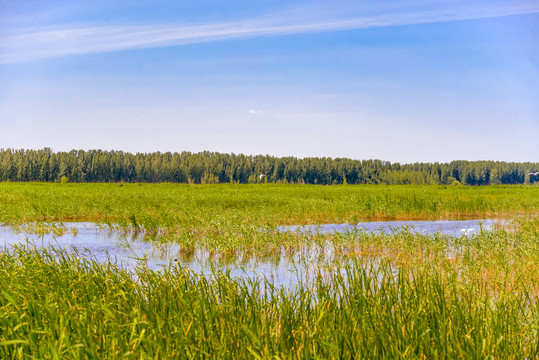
top-left (0, 219), bottom-right (502, 288)
top-left (280, 219), bottom-right (501, 237)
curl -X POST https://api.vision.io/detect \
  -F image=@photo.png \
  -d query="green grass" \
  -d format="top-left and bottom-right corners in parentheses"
top-left (0, 183), bottom-right (538, 252)
top-left (1, 219), bottom-right (539, 359)
top-left (1, 183), bottom-right (539, 358)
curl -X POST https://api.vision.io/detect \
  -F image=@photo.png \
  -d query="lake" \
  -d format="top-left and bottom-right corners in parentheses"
top-left (1, 219), bottom-right (502, 288)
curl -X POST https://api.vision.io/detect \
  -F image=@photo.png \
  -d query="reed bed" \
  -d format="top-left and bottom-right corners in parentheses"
top-left (1, 219), bottom-right (539, 359)
top-left (1, 183), bottom-right (538, 357)
top-left (1, 183), bottom-right (538, 252)
top-left (1, 183), bottom-right (537, 226)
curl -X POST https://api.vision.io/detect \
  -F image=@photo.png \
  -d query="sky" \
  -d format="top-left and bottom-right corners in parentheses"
top-left (0, 0), bottom-right (538, 163)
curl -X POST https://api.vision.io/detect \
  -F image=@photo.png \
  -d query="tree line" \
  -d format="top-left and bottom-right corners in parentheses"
top-left (0, 148), bottom-right (537, 185)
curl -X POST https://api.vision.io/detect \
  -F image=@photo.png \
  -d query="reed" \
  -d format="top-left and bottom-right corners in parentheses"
top-left (1, 183), bottom-right (538, 252)
top-left (1, 183), bottom-right (538, 358)
top-left (0, 219), bottom-right (538, 359)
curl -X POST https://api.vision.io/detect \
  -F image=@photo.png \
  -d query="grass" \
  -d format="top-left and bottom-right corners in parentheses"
top-left (0, 219), bottom-right (538, 359)
top-left (0, 183), bottom-right (538, 252)
top-left (1, 183), bottom-right (538, 358)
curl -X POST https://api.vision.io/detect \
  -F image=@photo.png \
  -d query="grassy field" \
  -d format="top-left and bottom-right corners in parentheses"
top-left (1, 219), bottom-right (539, 359)
top-left (0, 183), bottom-right (538, 251)
top-left (1, 183), bottom-right (538, 358)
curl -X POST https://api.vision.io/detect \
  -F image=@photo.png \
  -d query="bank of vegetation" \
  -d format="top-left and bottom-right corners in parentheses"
top-left (1, 219), bottom-right (539, 358)
top-left (1, 183), bottom-right (538, 252)
top-left (0, 168), bottom-right (538, 358)
top-left (1, 148), bottom-right (538, 185)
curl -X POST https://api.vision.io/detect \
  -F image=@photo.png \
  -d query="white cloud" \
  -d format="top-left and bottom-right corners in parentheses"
top-left (1, 1), bottom-right (538, 64)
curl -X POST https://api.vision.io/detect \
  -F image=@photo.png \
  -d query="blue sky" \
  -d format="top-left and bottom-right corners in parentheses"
top-left (1, 0), bottom-right (538, 163)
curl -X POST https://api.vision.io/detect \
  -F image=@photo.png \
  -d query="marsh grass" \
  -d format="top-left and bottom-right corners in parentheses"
top-left (1, 183), bottom-right (537, 226)
top-left (1, 183), bottom-right (538, 252)
top-left (11, 222), bottom-right (74, 237)
top-left (0, 219), bottom-right (539, 358)
top-left (1, 183), bottom-right (539, 358)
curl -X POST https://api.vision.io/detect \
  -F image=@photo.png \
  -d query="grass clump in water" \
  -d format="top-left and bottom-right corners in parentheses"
top-left (0, 219), bottom-right (539, 359)
top-left (1, 183), bottom-right (538, 252)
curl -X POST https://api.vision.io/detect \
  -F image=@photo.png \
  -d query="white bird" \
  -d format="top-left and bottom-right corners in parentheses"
top-left (528, 172), bottom-right (539, 176)
top-left (460, 228), bottom-right (475, 235)
top-left (259, 174), bottom-right (266, 180)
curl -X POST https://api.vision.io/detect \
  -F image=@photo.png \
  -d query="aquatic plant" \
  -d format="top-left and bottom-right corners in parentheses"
top-left (1, 220), bottom-right (539, 359)
top-left (0, 183), bottom-right (538, 357)
top-left (0, 183), bottom-right (537, 252)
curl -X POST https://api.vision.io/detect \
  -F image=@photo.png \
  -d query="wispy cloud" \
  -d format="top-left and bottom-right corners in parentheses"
top-left (1, 2), bottom-right (538, 64)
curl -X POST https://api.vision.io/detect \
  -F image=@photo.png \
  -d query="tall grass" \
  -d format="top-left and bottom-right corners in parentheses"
top-left (1, 183), bottom-right (538, 358)
top-left (0, 183), bottom-right (538, 252)
top-left (1, 219), bottom-right (539, 359)
top-left (1, 183), bottom-right (537, 226)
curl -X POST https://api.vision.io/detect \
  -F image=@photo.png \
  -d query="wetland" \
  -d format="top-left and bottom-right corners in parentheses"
top-left (0, 183), bottom-right (538, 358)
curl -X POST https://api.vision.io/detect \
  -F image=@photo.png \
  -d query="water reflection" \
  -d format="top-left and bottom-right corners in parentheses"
top-left (280, 219), bottom-right (502, 237)
top-left (0, 219), bottom-right (503, 288)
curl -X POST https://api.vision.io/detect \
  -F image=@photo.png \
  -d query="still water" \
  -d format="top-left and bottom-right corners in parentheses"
top-left (1, 219), bottom-right (501, 287)
top-left (279, 219), bottom-right (500, 237)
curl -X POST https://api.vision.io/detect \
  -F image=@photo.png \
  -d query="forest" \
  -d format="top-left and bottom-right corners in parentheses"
top-left (0, 148), bottom-right (537, 185)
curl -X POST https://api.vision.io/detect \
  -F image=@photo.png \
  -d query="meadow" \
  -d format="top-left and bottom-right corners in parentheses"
top-left (0, 183), bottom-right (538, 251)
top-left (0, 183), bottom-right (538, 358)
